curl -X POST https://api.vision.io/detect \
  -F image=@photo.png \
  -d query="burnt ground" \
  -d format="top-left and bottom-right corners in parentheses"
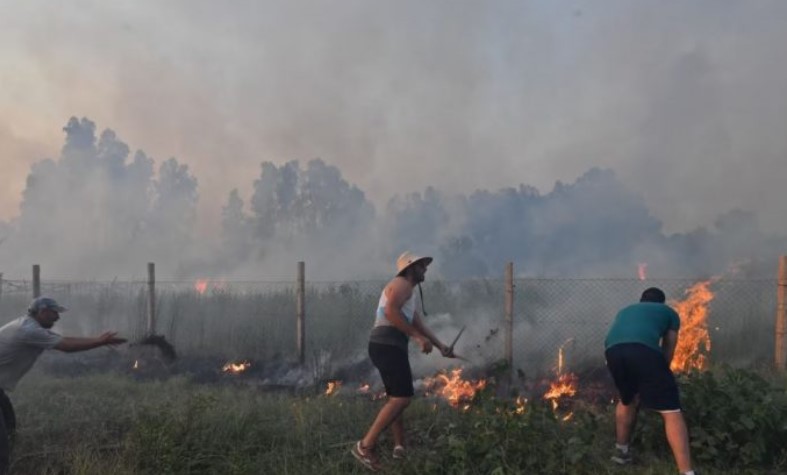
top-left (34, 334), bottom-right (617, 405)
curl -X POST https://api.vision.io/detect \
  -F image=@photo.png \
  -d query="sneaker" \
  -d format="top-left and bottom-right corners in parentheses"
top-left (351, 441), bottom-right (380, 471)
top-left (611, 447), bottom-right (633, 465)
top-left (392, 445), bottom-right (406, 460)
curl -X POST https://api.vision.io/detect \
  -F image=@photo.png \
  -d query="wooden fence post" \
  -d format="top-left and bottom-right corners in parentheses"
top-left (505, 262), bottom-right (514, 377)
top-left (776, 256), bottom-right (787, 371)
top-left (147, 262), bottom-right (156, 336)
top-left (0, 273), bottom-right (3, 301)
top-left (32, 265), bottom-right (41, 298)
top-left (297, 261), bottom-right (306, 366)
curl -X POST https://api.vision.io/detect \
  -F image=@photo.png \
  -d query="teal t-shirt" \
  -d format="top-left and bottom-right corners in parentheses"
top-left (604, 302), bottom-right (681, 352)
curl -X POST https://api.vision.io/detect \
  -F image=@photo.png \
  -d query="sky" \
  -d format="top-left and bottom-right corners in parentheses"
top-left (1, 0), bottom-right (786, 235)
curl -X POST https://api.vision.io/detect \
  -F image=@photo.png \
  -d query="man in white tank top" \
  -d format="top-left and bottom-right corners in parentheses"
top-left (352, 252), bottom-right (455, 471)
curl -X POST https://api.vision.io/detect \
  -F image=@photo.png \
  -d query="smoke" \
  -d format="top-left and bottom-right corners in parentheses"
top-left (0, 116), bottom-right (784, 281)
top-left (0, 118), bottom-right (201, 278)
top-left (3, 2), bottom-right (787, 279)
top-left (3, 1), bottom-right (787, 238)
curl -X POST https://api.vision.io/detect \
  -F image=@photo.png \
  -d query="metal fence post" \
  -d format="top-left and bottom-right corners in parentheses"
top-left (147, 262), bottom-right (156, 336)
top-left (776, 256), bottom-right (787, 371)
top-left (32, 264), bottom-right (41, 298)
top-left (297, 261), bottom-right (306, 366)
top-left (505, 262), bottom-right (514, 376)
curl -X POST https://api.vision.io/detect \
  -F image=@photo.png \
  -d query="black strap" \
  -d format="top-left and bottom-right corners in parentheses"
top-left (418, 283), bottom-right (428, 316)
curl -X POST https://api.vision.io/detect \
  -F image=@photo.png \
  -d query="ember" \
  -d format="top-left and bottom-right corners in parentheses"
top-left (325, 380), bottom-right (342, 396)
top-left (222, 360), bottom-right (251, 374)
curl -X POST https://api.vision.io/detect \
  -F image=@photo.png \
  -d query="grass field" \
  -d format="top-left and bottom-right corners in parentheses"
top-left (6, 364), bottom-right (787, 475)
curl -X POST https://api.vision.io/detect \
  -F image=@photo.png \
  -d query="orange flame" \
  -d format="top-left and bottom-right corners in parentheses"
top-left (670, 280), bottom-right (714, 372)
top-left (637, 263), bottom-right (648, 281)
top-left (423, 368), bottom-right (486, 408)
top-left (222, 360), bottom-right (251, 374)
top-left (357, 383), bottom-right (371, 394)
top-left (325, 380), bottom-right (342, 396)
top-left (195, 279), bottom-right (209, 294)
top-left (543, 373), bottom-right (578, 411)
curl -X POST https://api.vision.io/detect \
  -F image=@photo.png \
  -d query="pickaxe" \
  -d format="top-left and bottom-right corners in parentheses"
top-left (444, 325), bottom-right (471, 362)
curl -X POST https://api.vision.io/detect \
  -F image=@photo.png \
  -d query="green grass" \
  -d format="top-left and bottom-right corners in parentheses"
top-left (6, 366), bottom-right (786, 474)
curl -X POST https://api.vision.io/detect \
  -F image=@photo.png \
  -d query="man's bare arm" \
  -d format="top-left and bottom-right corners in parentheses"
top-left (55, 332), bottom-right (127, 353)
top-left (413, 313), bottom-right (446, 350)
top-left (662, 329), bottom-right (678, 365)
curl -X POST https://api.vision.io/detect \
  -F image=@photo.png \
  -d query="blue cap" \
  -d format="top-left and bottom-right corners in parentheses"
top-left (28, 297), bottom-right (68, 315)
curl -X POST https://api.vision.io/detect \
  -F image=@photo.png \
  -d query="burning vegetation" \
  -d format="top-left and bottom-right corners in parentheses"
top-left (422, 368), bottom-right (487, 409)
top-left (222, 360), bottom-right (251, 374)
top-left (670, 279), bottom-right (715, 372)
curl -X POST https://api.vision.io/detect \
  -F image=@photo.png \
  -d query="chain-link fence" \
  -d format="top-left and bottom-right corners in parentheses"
top-left (0, 275), bottom-right (779, 374)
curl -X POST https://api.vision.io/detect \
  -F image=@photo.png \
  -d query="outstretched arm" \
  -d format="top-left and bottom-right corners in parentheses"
top-left (55, 332), bottom-right (127, 353)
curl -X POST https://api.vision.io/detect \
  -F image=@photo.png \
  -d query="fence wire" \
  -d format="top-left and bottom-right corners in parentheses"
top-left (0, 276), bottom-right (778, 374)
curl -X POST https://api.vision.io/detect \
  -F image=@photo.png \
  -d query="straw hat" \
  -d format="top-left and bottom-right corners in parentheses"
top-left (396, 251), bottom-right (433, 276)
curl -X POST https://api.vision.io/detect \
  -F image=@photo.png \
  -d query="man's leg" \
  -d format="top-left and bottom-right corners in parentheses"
top-left (661, 411), bottom-right (692, 473)
top-left (391, 413), bottom-right (405, 448)
top-left (362, 396), bottom-right (411, 449)
top-left (0, 390), bottom-right (13, 475)
top-left (0, 413), bottom-right (8, 475)
top-left (0, 391), bottom-right (16, 437)
top-left (615, 396), bottom-right (639, 445)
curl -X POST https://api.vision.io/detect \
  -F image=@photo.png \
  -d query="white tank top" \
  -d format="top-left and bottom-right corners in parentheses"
top-left (374, 287), bottom-right (418, 327)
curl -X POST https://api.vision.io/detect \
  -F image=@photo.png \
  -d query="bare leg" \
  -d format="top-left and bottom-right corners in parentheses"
top-left (662, 411), bottom-right (692, 473)
top-left (615, 397), bottom-right (639, 445)
top-left (391, 413), bottom-right (405, 447)
top-left (362, 397), bottom-right (411, 449)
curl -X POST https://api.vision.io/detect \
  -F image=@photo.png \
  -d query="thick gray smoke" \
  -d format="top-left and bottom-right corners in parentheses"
top-left (0, 118), bottom-right (200, 278)
top-left (0, 117), bottom-right (783, 281)
top-left (2, 1), bottom-right (787, 241)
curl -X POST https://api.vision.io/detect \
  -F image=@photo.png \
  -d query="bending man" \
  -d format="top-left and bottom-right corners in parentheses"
top-left (604, 287), bottom-right (694, 475)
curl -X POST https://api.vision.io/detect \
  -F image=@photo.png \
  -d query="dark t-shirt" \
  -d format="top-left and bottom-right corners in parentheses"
top-left (604, 302), bottom-right (681, 352)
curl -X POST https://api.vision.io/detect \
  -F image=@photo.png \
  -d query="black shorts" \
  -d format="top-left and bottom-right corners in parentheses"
top-left (368, 342), bottom-right (414, 398)
top-left (605, 343), bottom-right (681, 411)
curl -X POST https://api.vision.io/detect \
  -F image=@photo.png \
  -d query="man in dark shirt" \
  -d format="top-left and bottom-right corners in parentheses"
top-left (604, 287), bottom-right (694, 475)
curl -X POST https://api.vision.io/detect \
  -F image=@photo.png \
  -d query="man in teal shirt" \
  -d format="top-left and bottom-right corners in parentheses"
top-left (604, 288), bottom-right (695, 475)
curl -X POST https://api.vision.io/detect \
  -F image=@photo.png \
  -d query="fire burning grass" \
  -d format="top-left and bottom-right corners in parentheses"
top-left (671, 279), bottom-right (715, 373)
top-left (11, 363), bottom-right (787, 474)
top-left (422, 368), bottom-right (487, 409)
top-left (222, 360), bottom-right (251, 374)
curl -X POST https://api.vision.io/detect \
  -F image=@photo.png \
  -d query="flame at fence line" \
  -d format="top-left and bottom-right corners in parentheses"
top-left (195, 279), bottom-right (209, 295)
top-left (543, 373), bottom-right (578, 412)
top-left (670, 280), bottom-right (714, 373)
top-left (222, 360), bottom-right (251, 374)
top-left (637, 263), bottom-right (648, 281)
top-left (557, 338), bottom-right (574, 375)
top-left (325, 380), bottom-right (342, 396)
